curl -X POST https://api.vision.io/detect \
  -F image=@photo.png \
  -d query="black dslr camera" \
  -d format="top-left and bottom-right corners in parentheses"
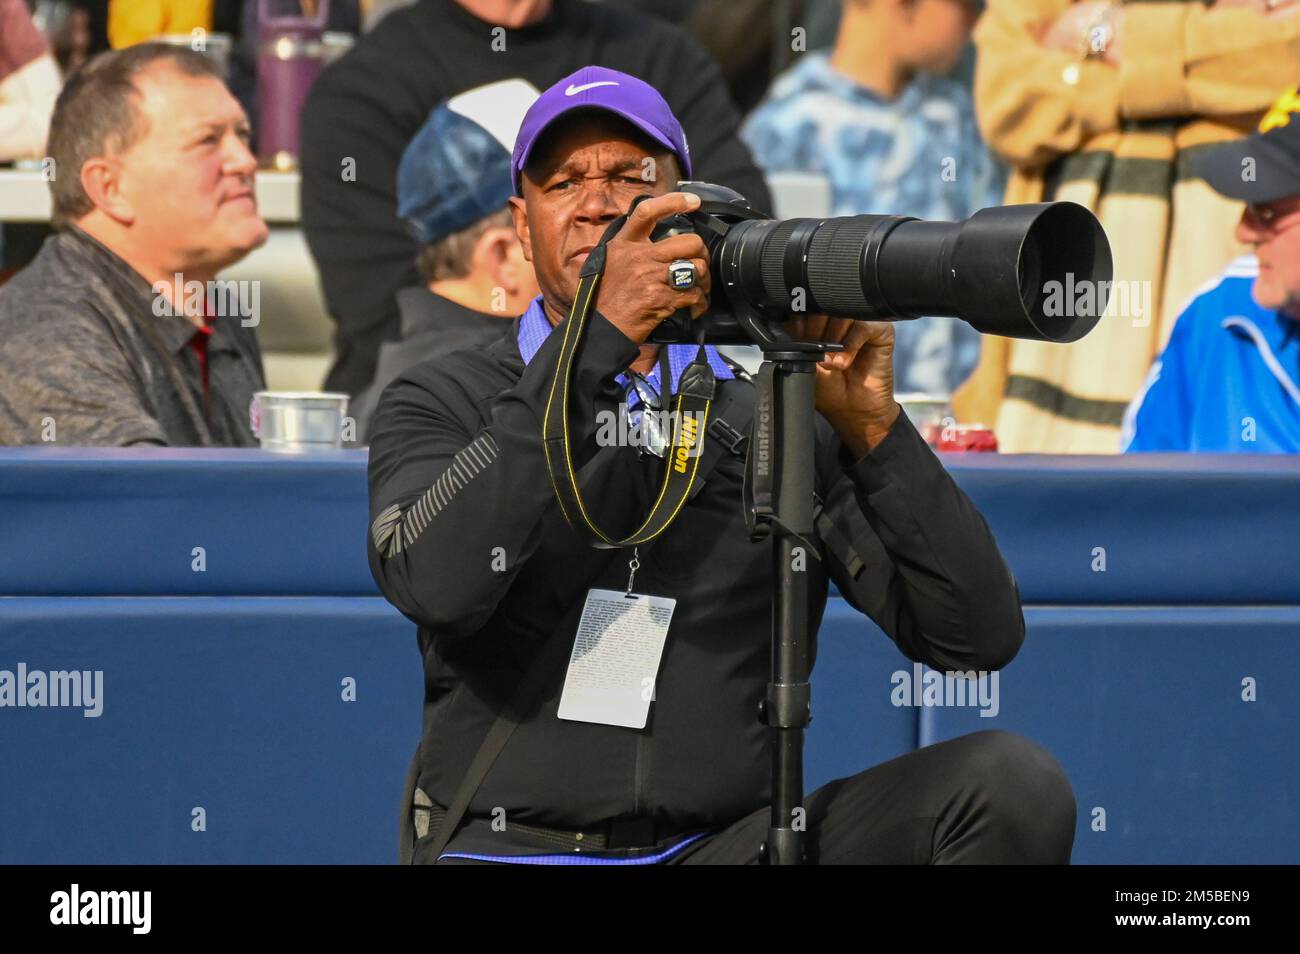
top-left (646, 181), bottom-right (1113, 350)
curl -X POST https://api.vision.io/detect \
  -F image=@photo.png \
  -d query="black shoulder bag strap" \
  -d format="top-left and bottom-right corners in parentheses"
top-left (419, 626), bottom-right (576, 864)
top-left (686, 381), bottom-right (753, 502)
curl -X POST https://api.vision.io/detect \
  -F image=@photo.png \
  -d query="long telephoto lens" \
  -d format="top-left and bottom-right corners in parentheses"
top-left (714, 202), bottom-right (1112, 343)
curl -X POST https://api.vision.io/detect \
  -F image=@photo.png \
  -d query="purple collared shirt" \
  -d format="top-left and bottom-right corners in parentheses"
top-left (516, 295), bottom-right (733, 407)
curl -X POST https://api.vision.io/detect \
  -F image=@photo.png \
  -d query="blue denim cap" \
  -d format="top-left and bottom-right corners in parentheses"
top-left (398, 78), bottom-right (541, 245)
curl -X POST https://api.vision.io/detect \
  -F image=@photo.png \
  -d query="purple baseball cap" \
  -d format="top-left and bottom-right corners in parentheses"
top-left (511, 65), bottom-right (692, 196)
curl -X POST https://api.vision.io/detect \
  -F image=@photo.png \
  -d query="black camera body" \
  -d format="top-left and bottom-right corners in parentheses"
top-left (647, 181), bottom-right (1114, 349)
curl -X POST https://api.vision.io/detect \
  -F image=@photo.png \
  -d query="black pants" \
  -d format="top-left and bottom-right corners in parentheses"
top-left (437, 730), bottom-right (1076, 865)
top-left (669, 730), bottom-right (1076, 864)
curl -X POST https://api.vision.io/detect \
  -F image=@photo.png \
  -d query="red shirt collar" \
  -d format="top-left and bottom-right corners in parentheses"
top-left (190, 313), bottom-right (215, 406)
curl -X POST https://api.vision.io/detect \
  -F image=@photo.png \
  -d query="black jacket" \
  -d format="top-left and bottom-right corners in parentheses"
top-left (351, 286), bottom-right (514, 444)
top-left (366, 309), bottom-right (1024, 854)
top-left (300, 0), bottom-right (773, 399)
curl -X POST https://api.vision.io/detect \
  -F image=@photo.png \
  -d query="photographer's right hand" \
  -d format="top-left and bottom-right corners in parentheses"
top-left (594, 191), bottom-right (712, 345)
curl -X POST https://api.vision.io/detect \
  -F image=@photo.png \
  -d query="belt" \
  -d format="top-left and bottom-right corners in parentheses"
top-left (413, 787), bottom-right (663, 852)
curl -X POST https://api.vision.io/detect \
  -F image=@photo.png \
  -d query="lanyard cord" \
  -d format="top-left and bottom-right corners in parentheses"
top-left (541, 207), bottom-right (716, 549)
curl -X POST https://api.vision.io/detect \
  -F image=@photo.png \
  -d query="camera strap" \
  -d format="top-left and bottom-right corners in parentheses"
top-left (543, 216), bottom-right (716, 548)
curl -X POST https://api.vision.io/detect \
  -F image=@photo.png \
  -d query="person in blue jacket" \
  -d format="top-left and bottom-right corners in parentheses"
top-left (1123, 85), bottom-right (1300, 454)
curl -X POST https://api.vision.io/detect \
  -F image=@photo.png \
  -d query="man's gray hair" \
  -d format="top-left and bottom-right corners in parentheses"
top-left (416, 208), bottom-right (515, 284)
top-left (47, 43), bottom-right (224, 230)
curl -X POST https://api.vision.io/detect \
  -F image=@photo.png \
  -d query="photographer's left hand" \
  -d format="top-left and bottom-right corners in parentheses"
top-left (784, 314), bottom-right (900, 457)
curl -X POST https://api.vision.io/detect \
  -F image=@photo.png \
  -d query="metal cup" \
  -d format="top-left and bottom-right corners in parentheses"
top-left (250, 391), bottom-right (349, 453)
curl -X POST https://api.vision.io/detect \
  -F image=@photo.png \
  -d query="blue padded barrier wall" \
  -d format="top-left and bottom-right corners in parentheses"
top-left (917, 607), bottom-right (1300, 864)
top-left (0, 597), bottom-right (422, 864)
top-left (2, 448), bottom-right (1298, 863)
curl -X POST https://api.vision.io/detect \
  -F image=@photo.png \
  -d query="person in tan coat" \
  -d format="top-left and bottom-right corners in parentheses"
top-left (955, 0), bottom-right (1300, 452)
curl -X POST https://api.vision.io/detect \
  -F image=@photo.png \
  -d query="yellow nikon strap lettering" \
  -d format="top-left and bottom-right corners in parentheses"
top-left (542, 239), bottom-right (716, 548)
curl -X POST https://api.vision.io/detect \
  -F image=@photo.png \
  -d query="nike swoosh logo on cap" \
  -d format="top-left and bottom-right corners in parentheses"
top-left (565, 81), bottom-right (620, 96)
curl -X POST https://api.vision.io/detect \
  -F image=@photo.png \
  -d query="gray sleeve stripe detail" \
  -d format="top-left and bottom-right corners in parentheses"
top-left (468, 439), bottom-right (494, 468)
top-left (370, 504), bottom-right (403, 554)
top-left (374, 431), bottom-right (501, 558)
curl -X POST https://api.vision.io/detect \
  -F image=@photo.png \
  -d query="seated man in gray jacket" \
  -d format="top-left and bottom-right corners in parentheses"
top-left (0, 43), bottom-right (268, 447)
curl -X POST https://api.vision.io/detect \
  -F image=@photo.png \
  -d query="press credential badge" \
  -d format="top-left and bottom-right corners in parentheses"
top-left (557, 585), bottom-right (675, 730)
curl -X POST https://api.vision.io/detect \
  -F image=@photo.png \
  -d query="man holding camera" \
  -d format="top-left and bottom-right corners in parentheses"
top-left (367, 67), bottom-right (1075, 865)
